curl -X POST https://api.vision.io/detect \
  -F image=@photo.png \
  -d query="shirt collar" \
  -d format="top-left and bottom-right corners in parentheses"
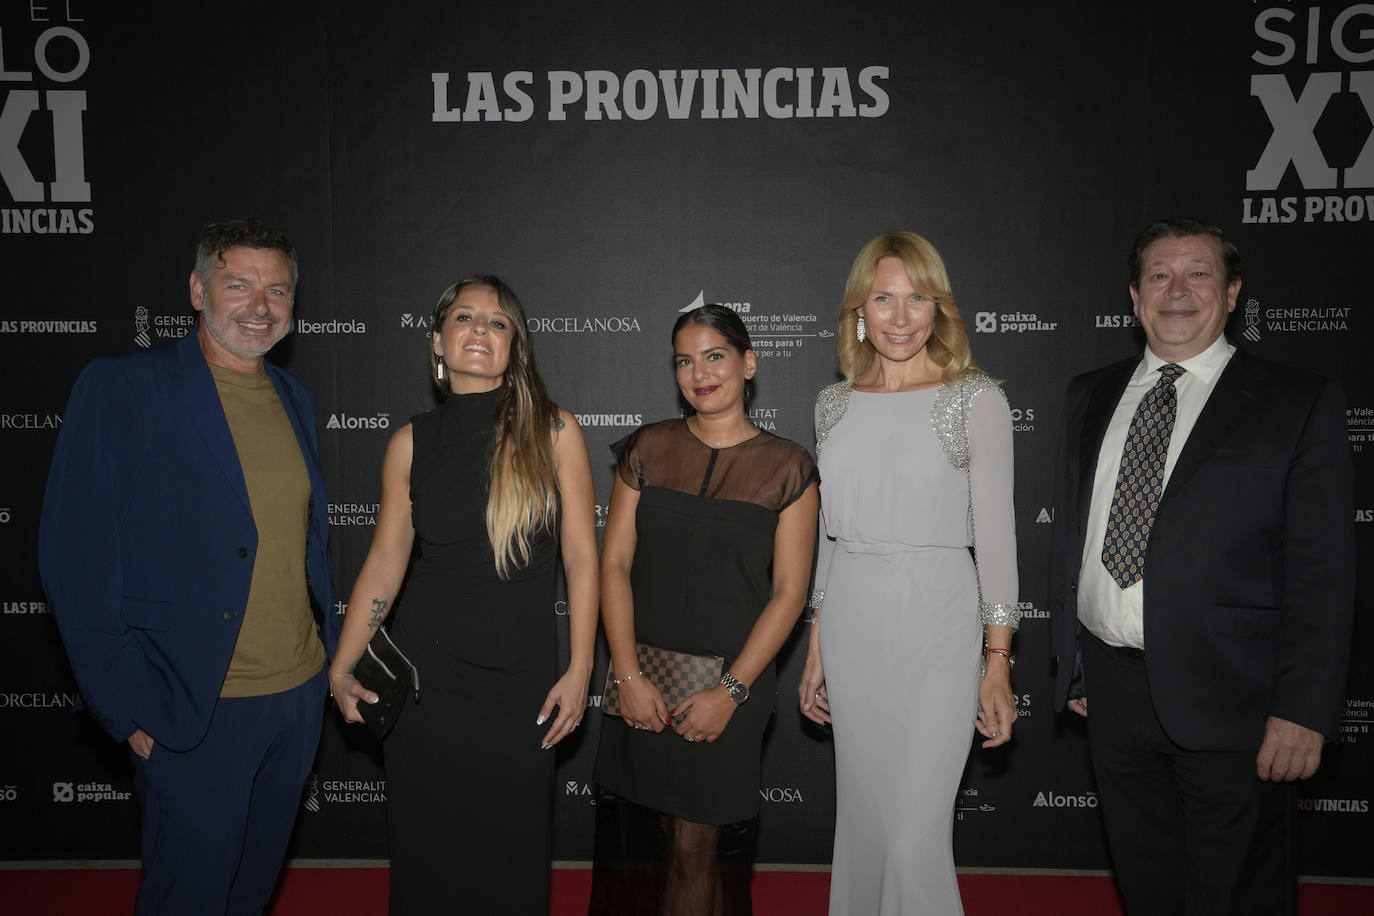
top-left (1138, 334), bottom-right (1236, 386)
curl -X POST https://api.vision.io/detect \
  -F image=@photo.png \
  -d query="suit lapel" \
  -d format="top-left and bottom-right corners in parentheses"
top-left (1076, 359), bottom-right (1136, 530)
top-left (1159, 347), bottom-right (1267, 510)
top-left (174, 332), bottom-right (254, 516)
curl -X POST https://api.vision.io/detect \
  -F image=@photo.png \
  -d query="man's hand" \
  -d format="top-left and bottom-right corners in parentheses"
top-left (127, 728), bottom-right (154, 759)
top-left (1256, 716), bottom-right (1324, 782)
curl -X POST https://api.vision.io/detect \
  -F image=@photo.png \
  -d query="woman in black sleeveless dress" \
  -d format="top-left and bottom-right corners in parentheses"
top-left (590, 305), bottom-right (819, 915)
top-left (329, 275), bottom-right (599, 913)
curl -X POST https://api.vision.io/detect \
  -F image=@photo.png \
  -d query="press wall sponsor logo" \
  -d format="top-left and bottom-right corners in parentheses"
top-left (1, 413), bottom-right (61, 429)
top-left (1033, 789), bottom-right (1098, 808)
top-left (0, 691), bottom-right (76, 709)
top-left (1297, 797), bottom-right (1369, 813)
top-left (302, 774), bottom-right (320, 812)
top-left (432, 66), bottom-right (890, 123)
top-left (760, 786), bottom-right (805, 803)
top-left (321, 779), bottom-right (387, 804)
top-left (973, 312), bottom-right (1058, 334)
top-left (1015, 601), bottom-right (1048, 621)
top-left (326, 412), bottom-right (391, 430)
top-left (51, 781), bottom-right (131, 803)
top-left (527, 316), bottom-right (642, 334)
top-left (1242, 5), bottom-right (1374, 224)
top-left (1035, 507), bottom-right (1054, 524)
top-left (3, 601), bottom-right (49, 614)
top-left (1094, 314), bottom-right (1139, 328)
top-left (296, 318), bottom-right (367, 335)
top-left (574, 413), bottom-right (642, 429)
top-left (593, 503), bottom-right (609, 528)
top-left (564, 780), bottom-right (596, 804)
top-left (329, 502), bottom-right (379, 527)
top-left (1239, 298), bottom-right (1350, 342)
top-left (1347, 405), bottom-right (1372, 453)
top-left (956, 786), bottom-right (996, 821)
top-left (1013, 693), bottom-right (1033, 719)
top-left (1009, 406), bottom-right (1035, 433)
top-left (0, 784), bottom-right (16, 802)
top-left (0, 507), bottom-right (10, 524)
top-left (0, 10), bottom-right (96, 235)
top-left (1340, 698), bottom-right (1373, 744)
top-left (0, 319), bottom-right (96, 333)
top-left (134, 310), bottom-right (196, 347)
top-left (748, 407), bottom-right (779, 431)
top-left (678, 291), bottom-right (826, 359)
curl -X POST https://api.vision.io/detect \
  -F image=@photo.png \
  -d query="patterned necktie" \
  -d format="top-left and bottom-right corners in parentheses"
top-left (1101, 363), bottom-right (1184, 588)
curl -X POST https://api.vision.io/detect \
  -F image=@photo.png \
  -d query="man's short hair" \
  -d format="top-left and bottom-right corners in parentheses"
top-left (1128, 217), bottom-right (1242, 288)
top-left (194, 218), bottom-right (298, 288)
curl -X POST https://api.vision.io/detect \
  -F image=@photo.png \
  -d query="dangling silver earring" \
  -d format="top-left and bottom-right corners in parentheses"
top-left (856, 315), bottom-right (867, 342)
top-left (435, 358), bottom-right (446, 383)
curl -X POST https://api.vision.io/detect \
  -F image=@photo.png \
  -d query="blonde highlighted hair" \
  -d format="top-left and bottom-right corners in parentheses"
top-left (836, 231), bottom-right (978, 384)
top-left (430, 276), bottom-right (559, 579)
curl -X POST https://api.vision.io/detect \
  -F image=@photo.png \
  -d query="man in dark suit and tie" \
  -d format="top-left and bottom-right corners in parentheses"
top-left (40, 218), bottom-right (338, 915)
top-left (1049, 217), bottom-right (1354, 915)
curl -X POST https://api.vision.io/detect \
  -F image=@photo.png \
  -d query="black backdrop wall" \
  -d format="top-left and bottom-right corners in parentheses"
top-left (2, 1), bottom-right (1369, 875)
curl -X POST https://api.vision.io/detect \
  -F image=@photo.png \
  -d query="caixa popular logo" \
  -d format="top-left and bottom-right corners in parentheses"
top-left (326, 412), bottom-right (390, 430)
top-left (759, 786), bottom-right (804, 803)
top-left (1033, 789), bottom-right (1098, 808)
top-left (0, 18), bottom-right (96, 234)
top-left (51, 781), bottom-right (131, 803)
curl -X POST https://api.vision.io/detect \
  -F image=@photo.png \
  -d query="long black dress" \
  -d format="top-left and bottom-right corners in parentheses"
top-left (593, 420), bottom-right (818, 821)
top-left (384, 387), bottom-right (559, 914)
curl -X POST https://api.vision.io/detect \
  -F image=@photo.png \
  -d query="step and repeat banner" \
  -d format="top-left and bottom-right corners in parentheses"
top-left (2, 1), bottom-right (1370, 875)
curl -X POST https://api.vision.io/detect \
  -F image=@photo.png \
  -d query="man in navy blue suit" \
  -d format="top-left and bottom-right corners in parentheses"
top-left (1049, 218), bottom-right (1354, 915)
top-left (40, 218), bottom-right (338, 915)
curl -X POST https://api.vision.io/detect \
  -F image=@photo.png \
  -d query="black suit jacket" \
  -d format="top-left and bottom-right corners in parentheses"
top-left (1049, 344), bottom-right (1354, 751)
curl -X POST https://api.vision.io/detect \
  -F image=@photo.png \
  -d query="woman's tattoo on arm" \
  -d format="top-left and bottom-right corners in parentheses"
top-left (368, 598), bottom-right (387, 630)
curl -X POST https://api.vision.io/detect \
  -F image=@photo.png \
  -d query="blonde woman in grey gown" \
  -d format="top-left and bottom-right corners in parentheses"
top-left (799, 231), bottom-right (1020, 915)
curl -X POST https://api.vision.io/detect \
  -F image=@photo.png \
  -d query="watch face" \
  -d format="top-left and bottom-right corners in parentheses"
top-left (726, 682), bottom-right (748, 703)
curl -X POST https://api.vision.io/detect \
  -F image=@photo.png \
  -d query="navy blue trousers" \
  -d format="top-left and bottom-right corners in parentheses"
top-left (132, 670), bottom-right (326, 916)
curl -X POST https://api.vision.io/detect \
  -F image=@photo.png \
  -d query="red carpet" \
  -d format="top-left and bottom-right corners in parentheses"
top-left (2, 865), bottom-right (1369, 915)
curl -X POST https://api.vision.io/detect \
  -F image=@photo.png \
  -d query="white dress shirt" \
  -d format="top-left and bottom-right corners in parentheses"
top-left (1077, 334), bottom-right (1237, 648)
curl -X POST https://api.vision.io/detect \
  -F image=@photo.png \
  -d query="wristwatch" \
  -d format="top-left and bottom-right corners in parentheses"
top-left (720, 672), bottom-right (750, 705)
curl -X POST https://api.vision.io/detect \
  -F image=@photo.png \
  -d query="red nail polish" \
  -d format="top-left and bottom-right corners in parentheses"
top-left (664, 715), bottom-right (674, 726)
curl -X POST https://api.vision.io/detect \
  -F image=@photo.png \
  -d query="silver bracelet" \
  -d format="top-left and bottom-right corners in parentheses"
top-left (613, 670), bottom-right (645, 685)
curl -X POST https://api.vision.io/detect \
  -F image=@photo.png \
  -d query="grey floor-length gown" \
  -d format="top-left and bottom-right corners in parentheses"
top-left (812, 374), bottom-right (1018, 916)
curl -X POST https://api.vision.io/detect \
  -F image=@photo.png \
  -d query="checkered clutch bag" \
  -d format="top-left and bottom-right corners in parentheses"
top-left (601, 643), bottom-right (725, 717)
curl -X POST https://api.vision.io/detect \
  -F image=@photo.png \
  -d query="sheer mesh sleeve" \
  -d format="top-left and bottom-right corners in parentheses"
top-left (610, 428), bottom-right (646, 490)
top-left (967, 387), bottom-right (1020, 628)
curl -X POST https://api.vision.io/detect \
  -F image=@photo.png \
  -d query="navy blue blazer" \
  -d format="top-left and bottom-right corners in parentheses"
top-left (39, 331), bottom-right (338, 751)
top-left (1048, 345), bottom-right (1355, 751)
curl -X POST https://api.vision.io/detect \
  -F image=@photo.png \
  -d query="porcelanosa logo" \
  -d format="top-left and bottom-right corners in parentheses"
top-left (527, 315), bottom-right (642, 334)
top-left (678, 291), bottom-right (827, 360)
top-left (0, 11), bottom-right (96, 235)
top-left (973, 311), bottom-right (1058, 334)
top-left (1239, 298), bottom-right (1350, 342)
top-left (760, 786), bottom-right (805, 803)
top-left (0, 691), bottom-right (76, 709)
top-left (134, 309), bottom-right (196, 347)
top-left (1243, 5), bottom-right (1374, 225)
top-left (51, 781), bottom-right (131, 803)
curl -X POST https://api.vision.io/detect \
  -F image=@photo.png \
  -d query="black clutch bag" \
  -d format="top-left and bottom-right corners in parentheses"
top-left (601, 643), bottom-right (724, 717)
top-left (352, 626), bottom-right (420, 740)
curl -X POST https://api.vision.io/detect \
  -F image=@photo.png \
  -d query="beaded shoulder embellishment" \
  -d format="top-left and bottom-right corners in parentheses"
top-left (930, 373), bottom-right (1006, 470)
top-left (814, 381), bottom-right (852, 449)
